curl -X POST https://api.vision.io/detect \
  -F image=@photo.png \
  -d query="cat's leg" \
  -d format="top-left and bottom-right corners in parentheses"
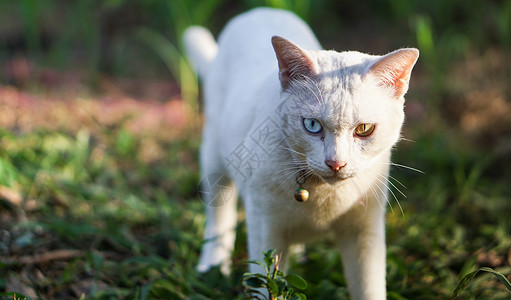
top-left (337, 201), bottom-right (386, 300)
top-left (197, 173), bottom-right (238, 274)
top-left (197, 143), bottom-right (239, 274)
top-left (244, 200), bottom-right (291, 274)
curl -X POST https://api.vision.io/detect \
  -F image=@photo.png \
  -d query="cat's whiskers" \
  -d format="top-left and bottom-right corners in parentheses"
top-left (273, 144), bottom-right (313, 177)
top-left (271, 155), bottom-right (308, 170)
top-left (272, 163), bottom-right (306, 178)
top-left (380, 161), bottom-right (422, 216)
top-left (275, 144), bottom-right (307, 158)
top-left (279, 158), bottom-right (307, 164)
top-left (399, 137), bottom-right (416, 143)
top-left (374, 173), bottom-right (405, 218)
top-left (271, 166), bottom-right (305, 195)
top-left (270, 156), bottom-right (310, 194)
top-left (378, 173), bottom-right (407, 199)
top-left (388, 174), bottom-right (407, 190)
top-left (369, 176), bottom-right (390, 212)
top-left (370, 173), bottom-right (397, 214)
top-left (271, 156), bottom-right (307, 166)
top-left (383, 161), bottom-right (425, 174)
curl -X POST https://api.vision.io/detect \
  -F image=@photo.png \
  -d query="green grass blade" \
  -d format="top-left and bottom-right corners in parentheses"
top-left (451, 267), bottom-right (511, 298)
top-left (451, 269), bottom-right (479, 298)
top-left (135, 27), bottom-right (181, 80)
top-left (479, 267), bottom-right (511, 292)
top-left (134, 27), bottom-right (198, 110)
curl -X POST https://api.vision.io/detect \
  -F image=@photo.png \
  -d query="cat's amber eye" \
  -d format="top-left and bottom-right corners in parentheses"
top-left (354, 123), bottom-right (375, 138)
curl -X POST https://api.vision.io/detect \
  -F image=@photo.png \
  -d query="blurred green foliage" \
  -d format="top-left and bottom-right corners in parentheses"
top-left (0, 0), bottom-right (510, 299)
top-left (1, 0), bottom-right (509, 87)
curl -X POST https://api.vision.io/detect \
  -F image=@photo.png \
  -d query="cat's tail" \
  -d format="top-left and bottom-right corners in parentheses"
top-left (183, 26), bottom-right (218, 79)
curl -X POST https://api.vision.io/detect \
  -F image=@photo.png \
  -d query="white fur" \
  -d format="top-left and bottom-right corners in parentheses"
top-left (184, 8), bottom-right (418, 300)
top-left (183, 26), bottom-right (218, 77)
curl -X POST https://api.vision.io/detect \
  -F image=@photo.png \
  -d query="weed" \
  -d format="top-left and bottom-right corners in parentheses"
top-left (452, 267), bottom-right (511, 299)
top-left (243, 249), bottom-right (307, 300)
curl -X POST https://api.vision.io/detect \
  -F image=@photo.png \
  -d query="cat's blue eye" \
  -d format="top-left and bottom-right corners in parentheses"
top-left (303, 118), bottom-right (322, 134)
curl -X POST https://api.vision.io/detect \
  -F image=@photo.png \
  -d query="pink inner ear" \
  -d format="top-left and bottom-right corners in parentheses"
top-left (369, 49), bottom-right (419, 98)
top-left (272, 36), bottom-right (316, 89)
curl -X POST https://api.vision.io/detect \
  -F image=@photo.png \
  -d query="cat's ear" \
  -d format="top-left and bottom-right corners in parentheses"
top-left (368, 48), bottom-right (419, 98)
top-left (272, 36), bottom-right (316, 89)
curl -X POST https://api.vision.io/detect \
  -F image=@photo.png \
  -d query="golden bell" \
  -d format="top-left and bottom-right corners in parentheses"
top-left (294, 187), bottom-right (309, 202)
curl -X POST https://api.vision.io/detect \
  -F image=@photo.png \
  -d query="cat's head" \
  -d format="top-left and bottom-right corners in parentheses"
top-left (272, 36), bottom-right (419, 184)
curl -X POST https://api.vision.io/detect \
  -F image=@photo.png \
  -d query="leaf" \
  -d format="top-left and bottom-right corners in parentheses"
top-left (479, 267), bottom-right (511, 291)
top-left (291, 292), bottom-right (307, 300)
top-left (451, 267), bottom-right (511, 298)
top-left (276, 278), bottom-right (287, 293)
top-left (245, 288), bottom-right (269, 300)
top-left (247, 260), bottom-right (269, 274)
top-left (243, 276), bottom-right (266, 289)
top-left (264, 249), bottom-right (276, 269)
top-left (266, 278), bottom-right (279, 296)
top-left (285, 274), bottom-right (308, 290)
top-left (451, 269), bottom-right (482, 298)
top-left (243, 272), bottom-right (269, 280)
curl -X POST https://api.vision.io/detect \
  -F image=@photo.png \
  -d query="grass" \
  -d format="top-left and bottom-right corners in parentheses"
top-left (0, 84), bottom-right (510, 299)
top-left (1, 0), bottom-right (511, 299)
top-left (0, 123), bottom-right (205, 299)
top-left (243, 249), bottom-right (308, 299)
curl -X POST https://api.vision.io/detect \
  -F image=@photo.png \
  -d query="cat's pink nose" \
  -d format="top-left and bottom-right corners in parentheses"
top-left (325, 160), bottom-right (347, 172)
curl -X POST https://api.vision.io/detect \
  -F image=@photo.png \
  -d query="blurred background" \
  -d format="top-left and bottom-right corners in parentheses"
top-left (0, 0), bottom-right (510, 299)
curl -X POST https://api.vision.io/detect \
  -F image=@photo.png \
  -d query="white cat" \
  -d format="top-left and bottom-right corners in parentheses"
top-left (184, 8), bottom-right (418, 300)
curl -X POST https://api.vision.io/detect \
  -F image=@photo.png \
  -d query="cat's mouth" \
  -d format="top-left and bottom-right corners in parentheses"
top-left (323, 174), bottom-right (352, 184)
top-left (300, 161), bottom-right (355, 185)
top-left (313, 171), bottom-right (354, 185)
